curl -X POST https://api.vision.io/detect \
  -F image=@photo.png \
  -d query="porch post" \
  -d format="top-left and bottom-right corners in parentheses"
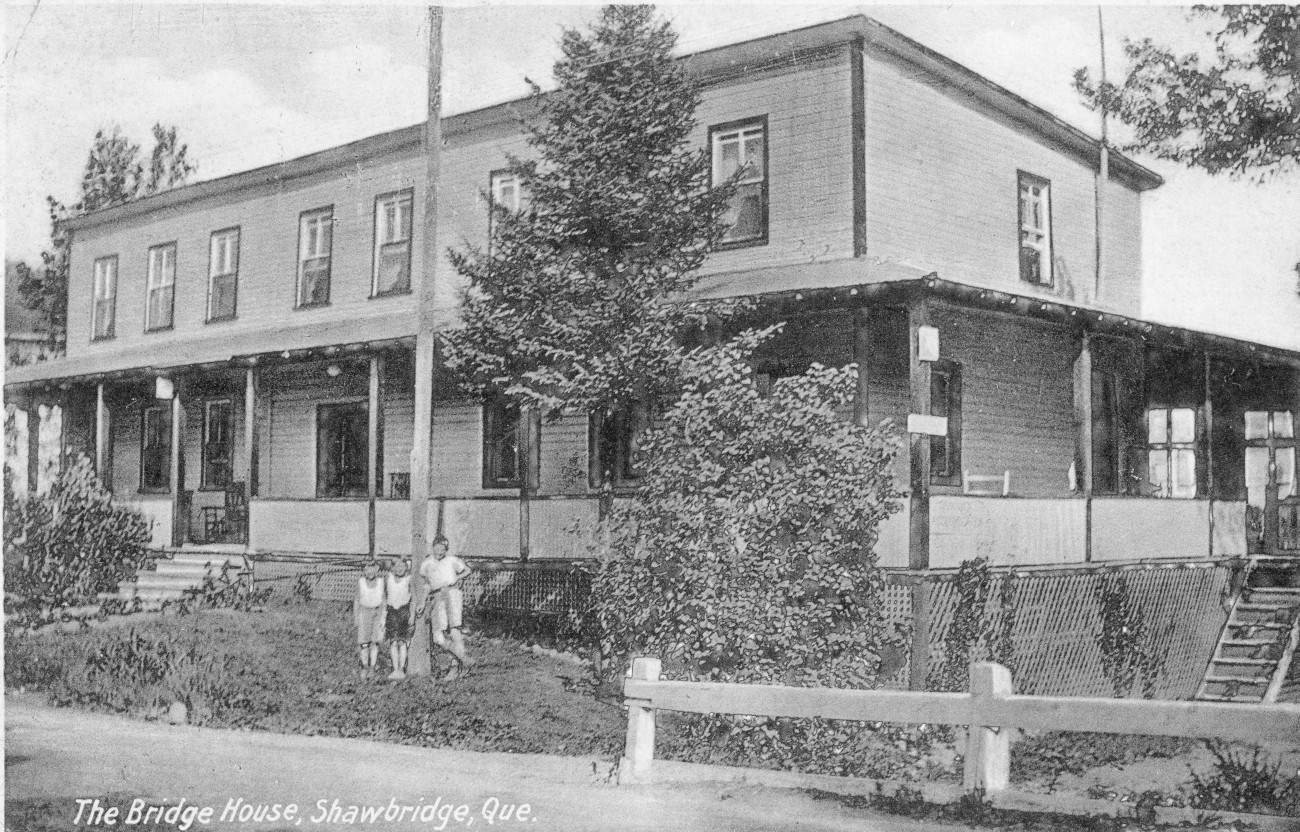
top-left (26, 401), bottom-right (41, 494)
top-left (1074, 331), bottom-right (1094, 561)
top-left (367, 354), bottom-right (385, 559)
top-left (518, 409), bottom-right (541, 562)
top-left (907, 297), bottom-right (932, 690)
top-left (244, 366), bottom-right (259, 500)
top-left (852, 307), bottom-right (871, 427)
top-left (169, 386), bottom-right (186, 548)
top-left (1204, 350), bottom-right (1215, 557)
top-left (95, 383), bottom-right (109, 481)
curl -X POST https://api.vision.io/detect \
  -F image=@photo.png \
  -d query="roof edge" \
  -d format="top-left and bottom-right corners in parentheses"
top-left (62, 14), bottom-right (1161, 234)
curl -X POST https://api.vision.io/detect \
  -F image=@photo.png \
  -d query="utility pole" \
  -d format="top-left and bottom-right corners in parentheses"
top-left (1093, 5), bottom-right (1109, 301)
top-left (408, 5), bottom-right (443, 677)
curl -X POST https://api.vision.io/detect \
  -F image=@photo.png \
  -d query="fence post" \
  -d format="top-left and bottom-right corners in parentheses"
top-left (964, 661), bottom-right (1012, 794)
top-left (619, 657), bottom-right (661, 785)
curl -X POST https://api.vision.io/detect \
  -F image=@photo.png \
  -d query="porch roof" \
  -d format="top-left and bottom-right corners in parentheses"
top-left (691, 263), bottom-right (1300, 371)
top-left (3, 308), bottom-right (422, 391)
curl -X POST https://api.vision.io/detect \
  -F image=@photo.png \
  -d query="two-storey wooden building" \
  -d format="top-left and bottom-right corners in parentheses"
top-left (7, 16), bottom-right (1299, 570)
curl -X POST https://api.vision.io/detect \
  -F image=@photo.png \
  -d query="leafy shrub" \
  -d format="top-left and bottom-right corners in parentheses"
top-left (584, 334), bottom-right (904, 772)
top-left (4, 454), bottom-right (151, 611)
top-left (1188, 742), bottom-right (1300, 816)
top-left (1012, 731), bottom-right (1194, 782)
top-left (587, 333), bottom-right (903, 685)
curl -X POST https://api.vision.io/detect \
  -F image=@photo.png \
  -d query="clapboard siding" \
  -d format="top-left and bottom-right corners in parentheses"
top-left (932, 304), bottom-right (1077, 497)
top-left (696, 51), bottom-right (856, 278)
top-left (539, 413), bottom-right (590, 496)
top-left (863, 51), bottom-right (1143, 317)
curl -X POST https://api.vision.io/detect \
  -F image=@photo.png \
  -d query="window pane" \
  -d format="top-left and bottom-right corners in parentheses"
top-left (1148, 409), bottom-right (1168, 445)
top-left (742, 132), bottom-right (765, 180)
top-left (1171, 449), bottom-right (1196, 498)
top-left (210, 273), bottom-right (237, 319)
top-left (376, 242), bottom-right (410, 293)
top-left (1170, 408), bottom-right (1196, 443)
top-left (1019, 245), bottom-right (1043, 283)
top-left (1245, 411), bottom-right (1270, 440)
top-left (717, 138), bottom-right (741, 181)
top-left (1245, 447), bottom-right (1269, 507)
top-left (1148, 450), bottom-right (1168, 497)
top-left (722, 182), bottom-right (762, 242)
top-left (1279, 448), bottom-right (1296, 500)
top-left (1275, 411), bottom-right (1295, 439)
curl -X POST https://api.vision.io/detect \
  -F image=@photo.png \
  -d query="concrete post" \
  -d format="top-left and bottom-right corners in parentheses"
top-left (620, 657), bottom-right (662, 785)
top-left (964, 661), bottom-right (1013, 794)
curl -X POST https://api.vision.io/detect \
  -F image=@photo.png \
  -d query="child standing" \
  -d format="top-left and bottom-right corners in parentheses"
top-left (353, 559), bottom-right (386, 679)
top-left (418, 536), bottom-right (472, 680)
top-left (384, 557), bottom-right (413, 680)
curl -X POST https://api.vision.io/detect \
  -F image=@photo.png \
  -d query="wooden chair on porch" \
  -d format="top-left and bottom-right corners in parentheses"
top-left (199, 482), bottom-right (248, 544)
top-left (963, 470), bottom-right (1011, 497)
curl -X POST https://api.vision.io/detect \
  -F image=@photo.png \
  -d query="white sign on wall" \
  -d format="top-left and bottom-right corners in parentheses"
top-left (907, 414), bottom-right (948, 436)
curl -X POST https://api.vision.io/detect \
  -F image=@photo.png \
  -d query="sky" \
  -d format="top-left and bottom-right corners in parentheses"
top-left (2, 3), bottom-right (1298, 350)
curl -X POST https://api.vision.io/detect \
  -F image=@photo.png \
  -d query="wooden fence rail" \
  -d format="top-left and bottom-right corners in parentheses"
top-left (619, 657), bottom-right (1300, 793)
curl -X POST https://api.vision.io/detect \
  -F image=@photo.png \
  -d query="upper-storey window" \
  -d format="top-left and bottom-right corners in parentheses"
top-left (1018, 172), bottom-right (1052, 285)
top-left (145, 243), bottom-right (176, 332)
top-left (490, 171), bottom-right (527, 214)
top-left (711, 117), bottom-right (767, 248)
top-left (208, 228), bottom-right (240, 322)
top-left (91, 256), bottom-right (118, 340)
top-left (298, 207), bottom-right (333, 307)
top-left (372, 190), bottom-right (413, 296)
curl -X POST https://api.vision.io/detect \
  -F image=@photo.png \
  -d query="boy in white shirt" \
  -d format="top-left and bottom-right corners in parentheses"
top-left (418, 536), bottom-right (472, 679)
top-left (353, 559), bottom-right (386, 679)
top-left (384, 557), bottom-right (413, 680)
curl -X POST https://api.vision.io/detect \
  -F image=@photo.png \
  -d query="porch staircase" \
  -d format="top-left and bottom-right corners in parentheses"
top-left (1196, 559), bottom-right (1300, 704)
top-left (100, 546), bottom-right (251, 611)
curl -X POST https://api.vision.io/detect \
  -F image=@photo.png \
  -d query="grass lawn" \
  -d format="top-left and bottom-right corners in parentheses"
top-left (6, 601), bottom-right (1298, 820)
top-left (4, 601), bottom-right (626, 758)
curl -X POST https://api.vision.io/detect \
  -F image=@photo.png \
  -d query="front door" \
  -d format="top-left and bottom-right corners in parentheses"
top-left (1245, 410), bottom-right (1298, 554)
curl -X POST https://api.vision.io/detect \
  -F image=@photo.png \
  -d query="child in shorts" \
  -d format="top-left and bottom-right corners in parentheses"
top-left (353, 559), bottom-right (386, 679)
top-left (384, 557), bottom-right (413, 680)
top-left (417, 536), bottom-right (472, 680)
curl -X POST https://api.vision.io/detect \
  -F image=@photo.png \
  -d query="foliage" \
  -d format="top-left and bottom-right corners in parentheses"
top-left (585, 332), bottom-right (904, 687)
top-left (1094, 572), bottom-right (1164, 699)
top-left (4, 606), bottom-right (625, 754)
top-left (928, 558), bottom-right (1017, 693)
top-left (17, 123), bottom-right (196, 352)
top-left (176, 567), bottom-right (272, 615)
top-left (4, 454), bottom-right (151, 611)
top-left (1188, 742), bottom-right (1300, 816)
top-left (1074, 6), bottom-right (1299, 178)
top-left (441, 5), bottom-right (742, 416)
top-left (1012, 731), bottom-right (1194, 782)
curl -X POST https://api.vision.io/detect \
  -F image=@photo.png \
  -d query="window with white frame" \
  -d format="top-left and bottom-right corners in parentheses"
top-left (92, 256), bottom-right (118, 340)
top-left (145, 243), bottom-right (176, 331)
top-left (490, 171), bottom-right (528, 214)
top-left (589, 401), bottom-right (649, 489)
top-left (1147, 407), bottom-right (1197, 498)
top-left (1018, 172), bottom-right (1052, 285)
top-left (297, 207), bottom-right (333, 307)
top-left (372, 190), bottom-right (413, 296)
top-left (207, 228), bottom-right (240, 321)
top-left (711, 119), bottom-right (767, 246)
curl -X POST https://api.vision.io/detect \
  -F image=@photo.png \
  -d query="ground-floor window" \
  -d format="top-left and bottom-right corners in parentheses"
top-left (589, 402), bottom-right (648, 489)
top-left (1092, 370), bottom-right (1122, 494)
top-left (140, 405), bottom-right (170, 492)
top-left (202, 399), bottom-right (233, 489)
top-left (1147, 407), bottom-right (1197, 498)
top-left (930, 360), bottom-right (962, 486)
top-left (482, 397), bottom-right (521, 489)
top-left (316, 402), bottom-right (369, 498)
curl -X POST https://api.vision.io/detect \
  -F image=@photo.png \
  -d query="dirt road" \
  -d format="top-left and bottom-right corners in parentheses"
top-left (5, 697), bottom-right (953, 832)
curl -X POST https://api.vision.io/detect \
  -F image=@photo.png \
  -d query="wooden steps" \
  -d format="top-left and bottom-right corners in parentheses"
top-left (1196, 562), bottom-right (1300, 704)
top-left (101, 549), bottom-right (251, 607)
